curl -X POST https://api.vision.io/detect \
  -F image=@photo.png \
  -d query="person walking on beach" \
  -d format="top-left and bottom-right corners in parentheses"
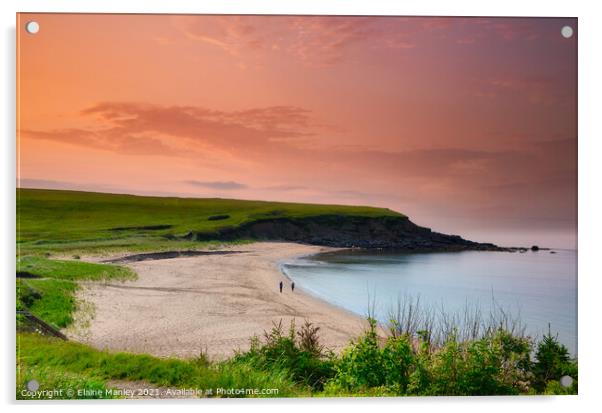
top-left (279, 281), bottom-right (283, 293)
top-left (291, 282), bottom-right (295, 292)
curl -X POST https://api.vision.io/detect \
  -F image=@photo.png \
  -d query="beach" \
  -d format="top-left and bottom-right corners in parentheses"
top-left (68, 242), bottom-right (368, 360)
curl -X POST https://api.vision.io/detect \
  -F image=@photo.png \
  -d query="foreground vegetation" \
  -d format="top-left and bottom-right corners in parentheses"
top-left (17, 316), bottom-right (577, 399)
top-left (17, 275), bottom-right (578, 399)
top-left (17, 333), bottom-right (299, 399)
top-left (17, 188), bottom-right (401, 255)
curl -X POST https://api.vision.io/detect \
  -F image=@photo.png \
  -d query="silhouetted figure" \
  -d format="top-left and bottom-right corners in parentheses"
top-left (291, 282), bottom-right (295, 292)
top-left (279, 281), bottom-right (283, 293)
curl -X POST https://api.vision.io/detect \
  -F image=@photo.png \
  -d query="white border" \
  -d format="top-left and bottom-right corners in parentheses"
top-left (2, 1), bottom-right (601, 412)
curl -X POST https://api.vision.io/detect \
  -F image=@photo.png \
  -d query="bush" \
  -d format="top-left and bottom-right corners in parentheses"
top-left (326, 319), bottom-right (542, 396)
top-left (532, 327), bottom-right (577, 393)
top-left (326, 318), bottom-right (415, 395)
top-left (233, 320), bottom-right (335, 391)
top-left (18, 308), bottom-right (578, 397)
top-left (414, 329), bottom-right (535, 396)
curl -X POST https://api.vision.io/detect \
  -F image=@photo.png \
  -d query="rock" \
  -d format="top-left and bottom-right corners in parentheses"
top-left (531, 245), bottom-right (540, 251)
top-left (191, 215), bottom-right (507, 252)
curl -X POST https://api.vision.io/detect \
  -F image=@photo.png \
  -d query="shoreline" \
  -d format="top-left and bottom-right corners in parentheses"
top-left (69, 242), bottom-right (369, 360)
top-left (277, 256), bottom-right (368, 324)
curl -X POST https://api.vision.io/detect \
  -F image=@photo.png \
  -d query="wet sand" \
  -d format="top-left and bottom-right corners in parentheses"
top-left (68, 242), bottom-right (368, 360)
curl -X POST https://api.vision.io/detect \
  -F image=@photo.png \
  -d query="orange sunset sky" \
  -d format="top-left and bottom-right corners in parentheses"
top-left (17, 14), bottom-right (577, 248)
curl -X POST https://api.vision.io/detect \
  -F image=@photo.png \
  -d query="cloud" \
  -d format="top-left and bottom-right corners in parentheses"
top-left (20, 127), bottom-right (186, 157)
top-left (21, 102), bottom-right (321, 158)
top-left (286, 17), bottom-right (381, 65)
top-left (471, 74), bottom-right (571, 106)
top-left (184, 180), bottom-right (247, 190)
top-left (17, 178), bottom-right (107, 192)
top-left (330, 189), bottom-right (411, 203)
top-left (348, 147), bottom-right (532, 181)
top-left (487, 20), bottom-right (542, 41)
top-left (21, 100), bottom-right (568, 185)
top-left (263, 185), bottom-right (309, 191)
top-left (174, 15), bottom-right (422, 66)
top-left (175, 16), bottom-right (556, 65)
top-left (21, 100), bottom-right (575, 185)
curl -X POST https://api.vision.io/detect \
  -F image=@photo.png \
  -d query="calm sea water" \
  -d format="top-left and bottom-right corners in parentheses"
top-left (282, 249), bottom-right (577, 354)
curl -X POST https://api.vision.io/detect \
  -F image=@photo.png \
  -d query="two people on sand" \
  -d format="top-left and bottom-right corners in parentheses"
top-left (279, 281), bottom-right (295, 293)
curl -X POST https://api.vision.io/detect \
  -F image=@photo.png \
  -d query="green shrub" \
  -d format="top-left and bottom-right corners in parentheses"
top-left (326, 320), bottom-right (542, 396)
top-left (326, 318), bottom-right (415, 395)
top-left (544, 378), bottom-right (578, 395)
top-left (532, 327), bottom-right (577, 392)
top-left (424, 330), bottom-right (534, 396)
top-left (233, 320), bottom-right (335, 391)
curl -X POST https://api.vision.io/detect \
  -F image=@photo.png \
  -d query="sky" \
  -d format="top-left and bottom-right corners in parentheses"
top-left (16, 14), bottom-right (577, 248)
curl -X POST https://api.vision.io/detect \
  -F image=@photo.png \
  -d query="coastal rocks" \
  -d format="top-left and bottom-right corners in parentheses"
top-left (190, 215), bottom-right (506, 252)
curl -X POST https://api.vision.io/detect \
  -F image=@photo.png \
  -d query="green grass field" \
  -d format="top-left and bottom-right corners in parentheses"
top-left (17, 188), bottom-right (402, 255)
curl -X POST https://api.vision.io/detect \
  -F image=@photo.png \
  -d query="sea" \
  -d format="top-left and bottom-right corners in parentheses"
top-left (282, 249), bottom-right (577, 355)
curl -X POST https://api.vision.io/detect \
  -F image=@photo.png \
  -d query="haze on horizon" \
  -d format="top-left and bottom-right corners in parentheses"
top-left (17, 14), bottom-right (577, 249)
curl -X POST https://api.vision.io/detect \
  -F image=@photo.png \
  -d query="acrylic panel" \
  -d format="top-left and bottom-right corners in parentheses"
top-left (16, 13), bottom-right (577, 399)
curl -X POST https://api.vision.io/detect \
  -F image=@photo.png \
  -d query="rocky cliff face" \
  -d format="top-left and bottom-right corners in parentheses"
top-left (191, 215), bottom-right (500, 251)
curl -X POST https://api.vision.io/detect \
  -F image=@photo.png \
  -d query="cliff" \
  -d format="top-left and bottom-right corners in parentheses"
top-left (190, 215), bottom-right (501, 252)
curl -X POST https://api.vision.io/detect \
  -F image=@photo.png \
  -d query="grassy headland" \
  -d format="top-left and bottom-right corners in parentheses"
top-left (17, 188), bottom-right (402, 255)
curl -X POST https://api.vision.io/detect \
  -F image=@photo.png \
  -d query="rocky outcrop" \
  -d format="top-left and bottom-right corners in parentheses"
top-left (189, 215), bottom-right (503, 252)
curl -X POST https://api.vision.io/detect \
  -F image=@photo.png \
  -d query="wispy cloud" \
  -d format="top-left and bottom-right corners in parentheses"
top-left (20, 100), bottom-right (572, 185)
top-left (21, 102), bottom-right (323, 157)
top-left (470, 74), bottom-right (572, 106)
top-left (174, 16), bottom-right (554, 66)
top-left (184, 180), bottom-right (247, 190)
top-left (174, 15), bottom-right (422, 66)
top-left (262, 185), bottom-right (309, 191)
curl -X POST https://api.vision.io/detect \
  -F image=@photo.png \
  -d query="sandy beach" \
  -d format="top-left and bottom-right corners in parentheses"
top-left (68, 242), bottom-right (368, 360)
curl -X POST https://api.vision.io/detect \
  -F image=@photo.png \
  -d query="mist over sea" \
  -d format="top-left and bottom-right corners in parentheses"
top-left (283, 249), bottom-right (577, 355)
